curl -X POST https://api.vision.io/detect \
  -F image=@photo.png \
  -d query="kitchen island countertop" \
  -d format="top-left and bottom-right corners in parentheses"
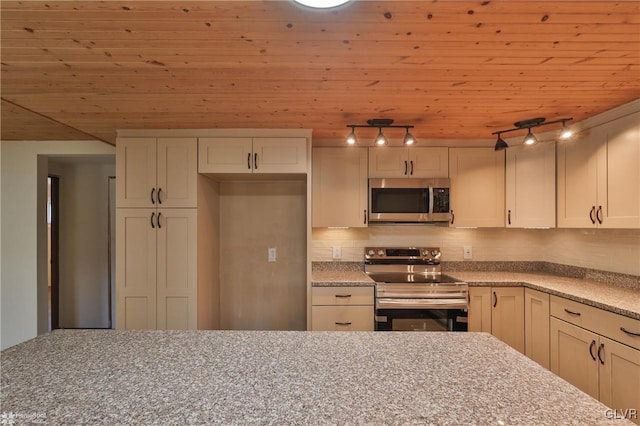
top-left (1, 329), bottom-right (632, 425)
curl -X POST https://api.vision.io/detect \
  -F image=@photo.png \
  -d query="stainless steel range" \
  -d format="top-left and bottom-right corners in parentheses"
top-left (364, 247), bottom-right (468, 331)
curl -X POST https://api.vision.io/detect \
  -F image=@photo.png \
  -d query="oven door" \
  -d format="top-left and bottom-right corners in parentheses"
top-left (375, 308), bottom-right (468, 332)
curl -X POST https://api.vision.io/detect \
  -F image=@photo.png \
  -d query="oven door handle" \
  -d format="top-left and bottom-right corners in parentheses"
top-left (376, 298), bottom-right (468, 310)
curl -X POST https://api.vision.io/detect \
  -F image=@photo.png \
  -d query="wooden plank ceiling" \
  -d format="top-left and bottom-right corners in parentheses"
top-left (1, 0), bottom-right (639, 145)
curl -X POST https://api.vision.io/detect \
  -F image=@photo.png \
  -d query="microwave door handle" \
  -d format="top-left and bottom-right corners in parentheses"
top-left (428, 185), bottom-right (434, 215)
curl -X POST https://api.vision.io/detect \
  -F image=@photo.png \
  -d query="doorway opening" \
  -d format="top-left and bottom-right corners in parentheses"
top-left (48, 176), bottom-right (60, 331)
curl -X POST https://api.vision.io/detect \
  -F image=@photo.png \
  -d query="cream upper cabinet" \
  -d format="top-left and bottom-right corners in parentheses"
top-left (312, 147), bottom-right (368, 228)
top-left (449, 148), bottom-right (505, 227)
top-left (468, 287), bottom-right (524, 353)
top-left (368, 147), bottom-right (448, 178)
top-left (199, 137), bottom-right (307, 174)
top-left (116, 137), bottom-right (197, 208)
top-left (558, 112), bottom-right (640, 228)
top-left (506, 143), bottom-right (556, 228)
top-left (116, 208), bottom-right (197, 330)
top-left (524, 288), bottom-right (550, 369)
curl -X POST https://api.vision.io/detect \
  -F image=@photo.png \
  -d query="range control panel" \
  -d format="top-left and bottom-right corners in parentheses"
top-left (364, 247), bottom-right (441, 261)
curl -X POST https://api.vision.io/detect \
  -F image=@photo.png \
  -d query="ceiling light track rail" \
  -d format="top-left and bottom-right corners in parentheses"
top-left (346, 118), bottom-right (416, 146)
top-left (492, 116), bottom-right (573, 151)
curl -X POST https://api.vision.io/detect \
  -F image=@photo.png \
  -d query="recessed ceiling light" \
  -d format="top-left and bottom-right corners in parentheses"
top-left (293, 0), bottom-right (351, 9)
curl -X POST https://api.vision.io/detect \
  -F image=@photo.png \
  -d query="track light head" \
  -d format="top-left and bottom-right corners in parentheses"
top-left (559, 121), bottom-right (574, 140)
top-left (346, 126), bottom-right (357, 145)
top-left (523, 128), bottom-right (538, 145)
top-left (494, 134), bottom-right (508, 151)
top-left (403, 128), bottom-right (416, 145)
top-left (375, 128), bottom-right (388, 146)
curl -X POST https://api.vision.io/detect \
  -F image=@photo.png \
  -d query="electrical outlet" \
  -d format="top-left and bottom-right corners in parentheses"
top-left (463, 246), bottom-right (473, 260)
top-left (268, 247), bottom-right (277, 262)
top-left (332, 246), bottom-right (342, 260)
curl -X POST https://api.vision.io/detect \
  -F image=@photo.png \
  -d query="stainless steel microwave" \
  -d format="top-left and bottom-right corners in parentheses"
top-left (368, 178), bottom-right (451, 224)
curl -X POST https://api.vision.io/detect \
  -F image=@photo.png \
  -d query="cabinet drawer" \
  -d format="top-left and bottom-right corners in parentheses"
top-left (311, 287), bottom-right (374, 306)
top-left (311, 306), bottom-right (374, 331)
top-left (551, 295), bottom-right (640, 350)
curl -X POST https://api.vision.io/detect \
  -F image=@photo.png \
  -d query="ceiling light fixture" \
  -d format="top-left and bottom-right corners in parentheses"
top-left (293, 0), bottom-right (351, 9)
top-left (491, 116), bottom-right (573, 150)
top-left (345, 118), bottom-right (416, 146)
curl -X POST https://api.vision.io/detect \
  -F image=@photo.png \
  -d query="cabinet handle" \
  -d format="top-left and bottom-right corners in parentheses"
top-left (589, 340), bottom-right (596, 361)
top-left (254, 153), bottom-right (258, 170)
top-left (151, 188), bottom-right (156, 204)
top-left (404, 160), bottom-right (408, 175)
top-left (410, 160), bottom-right (414, 175)
top-left (247, 152), bottom-right (251, 170)
top-left (450, 210), bottom-right (455, 225)
top-left (157, 188), bottom-right (163, 205)
top-left (335, 294), bottom-right (352, 298)
top-left (597, 343), bottom-right (605, 365)
top-left (492, 291), bottom-right (497, 308)
top-left (508, 209), bottom-right (511, 225)
top-left (589, 206), bottom-right (596, 224)
top-left (335, 322), bottom-right (352, 326)
top-left (564, 308), bottom-right (581, 316)
top-left (364, 209), bottom-right (367, 225)
top-left (150, 212), bottom-right (156, 229)
top-left (596, 205), bottom-right (603, 224)
top-left (157, 212), bottom-right (162, 229)
top-left (621, 327), bottom-right (640, 337)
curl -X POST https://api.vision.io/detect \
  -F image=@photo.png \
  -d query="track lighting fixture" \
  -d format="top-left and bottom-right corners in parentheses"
top-left (293, 0), bottom-right (351, 9)
top-left (492, 116), bottom-right (573, 150)
top-left (345, 118), bottom-right (416, 146)
top-left (346, 126), bottom-right (357, 145)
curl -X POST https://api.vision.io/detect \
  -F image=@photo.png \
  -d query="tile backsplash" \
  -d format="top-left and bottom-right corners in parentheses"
top-left (312, 227), bottom-right (640, 276)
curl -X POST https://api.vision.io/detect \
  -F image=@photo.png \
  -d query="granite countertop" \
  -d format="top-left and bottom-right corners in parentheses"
top-left (1, 329), bottom-right (632, 425)
top-left (311, 269), bottom-right (640, 320)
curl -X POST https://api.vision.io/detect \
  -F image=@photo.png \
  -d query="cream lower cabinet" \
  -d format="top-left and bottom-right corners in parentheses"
top-left (449, 148), bottom-right (505, 227)
top-left (116, 208), bottom-right (197, 330)
top-left (312, 147), bottom-right (368, 228)
top-left (468, 287), bottom-right (524, 353)
top-left (550, 295), bottom-right (640, 424)
top-left (524, 288), bottom-right (550, 368)
top-left (311, 287), bottom-right (374, 331)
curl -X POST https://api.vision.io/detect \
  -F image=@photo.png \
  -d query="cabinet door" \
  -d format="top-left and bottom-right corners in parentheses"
top-left (468, 287), bottom-right (492, 332)
top-left (156, 209), bottom-right (198, 330)
top-left (599, 336), bottom-right (640, 425)
top-left (557, 128), bottom-right (600, 228)
top-left (550, 317), bottom-right (599, 399)
top-left (253, 137), bottom-right (307, 174)
top-left (599, 112), bottom-right (640, 228)
top-left (116, 209), bottom-right (157, 329)
top-left (116, 138), bottom-right (157, 208)
top-left (312, 148), bottom-right (368, 228)
top-left (198, 137), bottom-right (253, 173)
top-left (506, 143), bottom-right (556, 228)
top-left (524, 288), bottom-right (550, 368)
top-left (156, 138), bottom-right (198, 208)
top-left (311, 306), bottom-right (374, 331)
top-left (369, 148), bottom-right (409, 178)
top-left (409, 147), bottom-right (449, 178)
top-left (449, 148), bottom-right (505, 227)
top-left (492, 287), bottom-right (524, 353)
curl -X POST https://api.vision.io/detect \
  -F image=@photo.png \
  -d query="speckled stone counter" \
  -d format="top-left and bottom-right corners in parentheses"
top-left (445, 271), bottom-right (640, 320)
top-left (1, 330), bottom-right (633, 425)
top-left (312, 268), bottom-right (640, 320)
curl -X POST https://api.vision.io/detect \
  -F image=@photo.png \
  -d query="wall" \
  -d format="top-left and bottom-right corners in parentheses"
top-left (219, 180), bottom-right (307, 330)
top-left (50, 159), bottom-right (116, 328)
top-left (312, 227), bottom-right (640, 276)
top-left (0, 140), bottom-right (115, 350)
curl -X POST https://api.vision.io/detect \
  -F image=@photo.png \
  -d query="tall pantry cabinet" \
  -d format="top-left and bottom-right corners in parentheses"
top-left (115, 137), bottom-right (199, 330)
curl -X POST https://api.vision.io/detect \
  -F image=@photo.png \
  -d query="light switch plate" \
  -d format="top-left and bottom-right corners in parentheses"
top-left (463, 246), bottom-right (473, 260)
top-left (268, 247), bottom-right (277, 262)
top-left (332, 246), bottom-right (342, 260)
